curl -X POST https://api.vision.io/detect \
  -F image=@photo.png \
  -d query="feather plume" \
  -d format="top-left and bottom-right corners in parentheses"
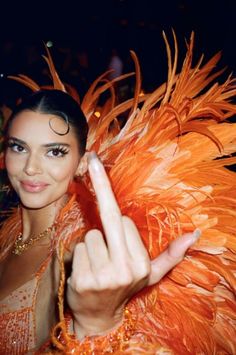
top-left (5, 32), bottom-right (236, 354)
top-left (79, 32), bottom-right (236, 354)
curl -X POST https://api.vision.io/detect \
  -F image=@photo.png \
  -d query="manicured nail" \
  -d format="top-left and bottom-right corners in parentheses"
top-left (88, 151), bottom-right (101, 172)
top-left (193, 228), bottom-right (201, 239)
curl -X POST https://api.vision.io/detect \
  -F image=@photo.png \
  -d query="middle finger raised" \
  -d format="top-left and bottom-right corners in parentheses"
top-left (88, 152), bottom-right (129, 261)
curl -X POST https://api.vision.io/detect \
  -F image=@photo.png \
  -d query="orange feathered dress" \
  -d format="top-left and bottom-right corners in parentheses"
top-left (2, 32), bottom-right (236, 354)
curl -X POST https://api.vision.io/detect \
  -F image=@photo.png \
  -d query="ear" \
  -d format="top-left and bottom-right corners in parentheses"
top-left (75, 152), bottom-right (88, 177)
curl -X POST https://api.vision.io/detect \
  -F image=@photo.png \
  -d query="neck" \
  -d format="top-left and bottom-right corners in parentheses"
top-left (20, 195), bottom-right (68, 242)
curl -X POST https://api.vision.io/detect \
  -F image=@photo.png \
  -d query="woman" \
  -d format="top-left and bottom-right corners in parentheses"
top-left (0, 89), bottom-right (200, 354)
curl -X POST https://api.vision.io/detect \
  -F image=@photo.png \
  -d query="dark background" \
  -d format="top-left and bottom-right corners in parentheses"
top-left (1, 0), bottom-right (236, 105)
top-left (1, 0), bottom-right (236, 212)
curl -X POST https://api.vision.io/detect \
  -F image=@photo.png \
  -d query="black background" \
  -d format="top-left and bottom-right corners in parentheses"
top-left (1, 0), bottom-right (236, 104)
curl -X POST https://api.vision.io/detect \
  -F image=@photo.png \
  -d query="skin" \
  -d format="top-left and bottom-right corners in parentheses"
top-left (68, 154), bottom-right (201, 338)
top-left (0, 110), bottom-right (85, 348)
top-left (5, 111), bottom-right (82, 226)
top-left (1, 109), bottom-right (201, 347)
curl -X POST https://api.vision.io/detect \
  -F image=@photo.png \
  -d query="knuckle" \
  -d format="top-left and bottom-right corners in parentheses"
top-left (85, 229), bottom-right (102, 243)
top-left (74, 242), bottom-right (85, 254)
top-left (116, 271), bottom-right (133, 287)
top-left (122, 215), bottom-right (137, 230)
top-left (95, 267), bottom-right (133, 290)
top-left (136, 261), bottom-right (151, 280)
top-left (75, 281), bottom-right (96, 293)
top-left (96, 279), bottom-right (116, 291)
top-left (122, 215), bottom-right (132, 223)
top-left (96, 267), bottom-right (120, 290)
top-left (69, 275), bottom-right (97, 293)
top-left (166, 252), bottom-right (183, 265)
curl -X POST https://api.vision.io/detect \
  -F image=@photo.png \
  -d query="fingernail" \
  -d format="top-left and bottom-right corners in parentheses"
top-left (88, 151), bottom-right (98, 162)
top-left (193, 228), bottom-right (201, 239)
top-left (88, 151), bottom-right (101, 172)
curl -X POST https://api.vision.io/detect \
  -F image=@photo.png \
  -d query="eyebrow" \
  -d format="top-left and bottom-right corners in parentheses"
top-left (43, 143), bottom-right (70, 148)
top-left (8, 137), bottom-right (26, 145)
top-left (8, 136), bottom-right (71, 148)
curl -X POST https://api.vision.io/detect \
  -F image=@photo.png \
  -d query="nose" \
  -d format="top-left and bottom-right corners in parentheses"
top-left (23, 153), bottom-right (43, 176)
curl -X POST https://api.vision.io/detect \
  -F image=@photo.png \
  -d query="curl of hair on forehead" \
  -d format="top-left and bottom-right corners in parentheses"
top-left (48, 111), bottom-right (70, 136)
top-left (5, 89), bottom-right (88, 156)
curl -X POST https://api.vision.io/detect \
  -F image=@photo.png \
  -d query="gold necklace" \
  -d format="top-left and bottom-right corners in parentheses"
top-left (12, 223), bottom-right (56, 255)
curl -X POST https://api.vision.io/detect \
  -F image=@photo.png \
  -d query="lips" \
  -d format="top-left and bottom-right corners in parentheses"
top-left (20, 180), bottom-right (49, 193)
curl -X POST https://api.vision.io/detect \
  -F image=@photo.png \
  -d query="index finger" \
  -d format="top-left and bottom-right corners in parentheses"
top-left (88, 152), bottom-right (128, 260)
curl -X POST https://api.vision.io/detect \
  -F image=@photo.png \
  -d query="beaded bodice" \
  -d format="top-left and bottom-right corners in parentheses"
top-left (0, 273), bottom-right (41, 354)
top-left (0, 196), bottom-right (84, 354)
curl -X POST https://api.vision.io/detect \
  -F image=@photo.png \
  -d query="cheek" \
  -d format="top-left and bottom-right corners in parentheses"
top-left (5, 153), bottom-right (21, 175)
top-left (47, 161), bottom-right (78, 182)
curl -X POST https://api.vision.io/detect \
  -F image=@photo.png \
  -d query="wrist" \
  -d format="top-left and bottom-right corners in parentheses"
top-left (50, 306), bottom-right (136, 353)
top-left (72, 311), bottom-right (123, 340)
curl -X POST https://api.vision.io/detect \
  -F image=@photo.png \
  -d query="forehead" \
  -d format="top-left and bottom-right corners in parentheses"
top-left (9, 110), bottom-right (78, 145)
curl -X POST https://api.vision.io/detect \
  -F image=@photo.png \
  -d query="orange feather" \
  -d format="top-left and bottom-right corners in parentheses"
top-left (4, 31), bottom-right (236, 354)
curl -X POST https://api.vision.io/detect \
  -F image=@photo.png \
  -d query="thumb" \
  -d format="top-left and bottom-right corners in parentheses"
top-left (148, 229), bottom-right (201, 286)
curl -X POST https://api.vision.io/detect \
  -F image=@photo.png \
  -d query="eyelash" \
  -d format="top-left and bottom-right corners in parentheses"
top-left (7, 141), bottom-right (69, 157)
top-left (7, 141), bottom-right (26, 153)
top-left (47, 146), bottom-right (69, 157)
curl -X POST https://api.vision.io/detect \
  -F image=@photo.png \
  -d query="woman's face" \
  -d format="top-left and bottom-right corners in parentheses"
top-left (5, 110), bottom-right (82, 209)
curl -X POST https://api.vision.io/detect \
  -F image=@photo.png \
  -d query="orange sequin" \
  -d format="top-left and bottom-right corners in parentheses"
top-left (0, 196), bottom-right (84, 354)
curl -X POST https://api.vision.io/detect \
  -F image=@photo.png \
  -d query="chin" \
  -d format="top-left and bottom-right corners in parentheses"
top-left (18, 193), bottom-right (48, 209)
top-left (19, 193), bottom-right (67, 211)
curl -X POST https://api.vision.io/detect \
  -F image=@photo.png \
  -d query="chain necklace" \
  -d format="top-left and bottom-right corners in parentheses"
top-left (12, 223), bottom-right (56, 255)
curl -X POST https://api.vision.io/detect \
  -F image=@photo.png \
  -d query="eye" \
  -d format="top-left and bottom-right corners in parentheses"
top-left (47, 147), bottom-right (69, 157)
top-left (7, 141), bottom-right (27, 153)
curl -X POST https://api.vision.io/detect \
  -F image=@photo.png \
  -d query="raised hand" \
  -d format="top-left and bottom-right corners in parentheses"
top-left (67, 152), bottom-right (201, 339)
